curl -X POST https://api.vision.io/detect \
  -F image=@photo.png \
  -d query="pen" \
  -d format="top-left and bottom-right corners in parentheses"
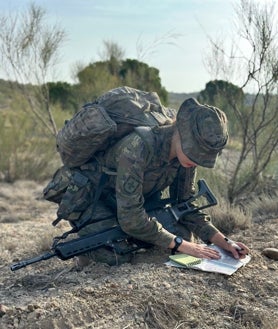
top-left (224, 237), bottom-right (243, 251)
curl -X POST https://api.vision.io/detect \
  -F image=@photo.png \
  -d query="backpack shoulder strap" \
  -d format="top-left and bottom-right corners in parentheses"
top-left (134, 126), bottom-right (155, 166)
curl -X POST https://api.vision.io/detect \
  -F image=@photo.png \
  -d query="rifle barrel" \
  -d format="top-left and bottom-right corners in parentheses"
top-left (10, 251), bottom-right (56, 271)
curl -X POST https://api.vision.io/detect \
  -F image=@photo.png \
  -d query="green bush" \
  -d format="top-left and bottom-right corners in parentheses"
top-left (0, 108), bottom-right (64, 182)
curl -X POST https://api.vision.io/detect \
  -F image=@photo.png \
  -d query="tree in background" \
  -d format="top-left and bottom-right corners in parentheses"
top-left (119, 59), bottom-right (168, 104)
top-left (47, 82), bottom-right (76, 112)
top-left (75, 61), bottom-right (120, 106)
top-left (98, 39), bottom-right (125, 76)
top-left (205, 0), bottom-right (278, 204)
top-left (198, 80), bottom-right (244, 138)
top-left (0, 3), bottom-right (66, 136)
top-left (73, 40), bottom-right (168, 108)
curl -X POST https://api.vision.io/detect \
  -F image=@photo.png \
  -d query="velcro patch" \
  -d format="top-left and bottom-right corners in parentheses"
top-left (123, 176), bottom-right (140, 194)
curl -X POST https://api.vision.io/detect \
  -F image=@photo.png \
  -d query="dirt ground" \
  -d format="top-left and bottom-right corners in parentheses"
top-left (0, 180), bottom-right (277, 329)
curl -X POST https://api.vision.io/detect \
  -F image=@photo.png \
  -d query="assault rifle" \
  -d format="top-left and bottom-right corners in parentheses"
top-left (10, 179), bottom-right (217, 271)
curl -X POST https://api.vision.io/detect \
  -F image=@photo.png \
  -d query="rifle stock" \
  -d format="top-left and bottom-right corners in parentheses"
top-left (10, 179), bottom-right (217, 271)
top-left (167, 179), bottom-right (217, 221)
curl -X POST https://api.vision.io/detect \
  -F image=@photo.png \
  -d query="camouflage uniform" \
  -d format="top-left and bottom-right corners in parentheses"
top-left (78, 125), bottom-right (219, 250)
top-left (77, 97), bottom-right (228, 265)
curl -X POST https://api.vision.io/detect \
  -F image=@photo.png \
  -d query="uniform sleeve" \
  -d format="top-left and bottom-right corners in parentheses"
top-left (115, 134), bottom-right (174, 248)
top-left (179, 212), bottom-right (220, 243)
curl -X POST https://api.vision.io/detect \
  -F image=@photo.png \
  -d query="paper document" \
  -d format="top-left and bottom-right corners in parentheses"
top-left (166, 244), bottom-right (251, 275)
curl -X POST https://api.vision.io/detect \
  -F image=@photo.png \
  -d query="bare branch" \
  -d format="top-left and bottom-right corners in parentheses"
top-left (136, 29), bottom-right (183, 62)
top-left (0, 3), bottom-right (66, 136)
top-left (204, 0), bottom-right (278, 203)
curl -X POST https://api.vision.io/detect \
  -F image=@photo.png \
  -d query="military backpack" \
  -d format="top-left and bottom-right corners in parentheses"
top-left (56, 86), bottom-right (175, 168)
top-left (44, 86), bottom-right (176, 227)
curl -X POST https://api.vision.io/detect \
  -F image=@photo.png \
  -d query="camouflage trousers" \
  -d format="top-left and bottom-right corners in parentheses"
top-left (76, 200), bottom-right (194, 266)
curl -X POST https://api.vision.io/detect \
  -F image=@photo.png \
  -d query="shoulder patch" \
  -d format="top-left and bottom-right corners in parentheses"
top-left (123, 176), bottom-right (140, 194)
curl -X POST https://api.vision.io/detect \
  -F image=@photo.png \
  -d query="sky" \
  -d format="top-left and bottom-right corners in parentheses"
top-left (0, 0), bottom-right (266, 93)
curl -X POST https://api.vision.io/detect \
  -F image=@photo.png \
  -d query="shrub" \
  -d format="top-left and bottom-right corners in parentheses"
top-left (0, 108), bottom-right (63, 182)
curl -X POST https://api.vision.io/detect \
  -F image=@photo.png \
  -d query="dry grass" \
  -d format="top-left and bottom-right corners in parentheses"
top-left (248, 194), bottom-right (278, 222)
top-left (142, 296), bottom-right (187, 329)
top-left (208, 198), bottom-right (252, 235)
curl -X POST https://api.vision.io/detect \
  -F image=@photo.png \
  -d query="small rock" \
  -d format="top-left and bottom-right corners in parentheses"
top-left (191, 300), bottom-right (200, 307)
top-left (162, 281), bottom-right (171, 289)
top-left (0, 304), bottom-right (8, 317)
top-left (265, 298), bottom-right (277, 307)
top-left (27, 304), bottom-right (40, 312)
top-left (13, 317), bottom-right (19, 329)
top-left (268, 264), bottom-right (277, 270)
top-left (262, 248), bottom-right (278, 260)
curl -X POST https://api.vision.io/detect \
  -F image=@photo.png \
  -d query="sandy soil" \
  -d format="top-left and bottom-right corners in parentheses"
top-left (0, 180), bottom-right (277, 329)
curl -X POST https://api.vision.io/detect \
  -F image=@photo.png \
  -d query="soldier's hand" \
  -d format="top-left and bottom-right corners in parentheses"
top-left (224, 241), bottom-right (249, 259)
top-left (169, 239), bottom-right (221, 259)
top-left (209, 232), bottom-right (250, 259)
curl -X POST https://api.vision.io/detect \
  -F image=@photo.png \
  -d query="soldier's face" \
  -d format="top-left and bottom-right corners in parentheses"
top-left (176, 135), bottom-right (197, 168)
top-left (178, 151), bottom-right (197, 168)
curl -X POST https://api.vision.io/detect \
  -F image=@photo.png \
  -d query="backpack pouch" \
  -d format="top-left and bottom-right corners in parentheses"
top-left (56, 104), bottom-right (117, 168)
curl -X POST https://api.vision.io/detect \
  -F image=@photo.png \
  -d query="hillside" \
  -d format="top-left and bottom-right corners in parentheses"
top-left (168, 91), bottom-right (199, 108)
top-left (0, 180), bottom-right (277, 329)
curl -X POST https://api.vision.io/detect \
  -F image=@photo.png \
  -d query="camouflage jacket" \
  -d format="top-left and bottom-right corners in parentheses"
top-left (99, 125), bottom-right (219, 248)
